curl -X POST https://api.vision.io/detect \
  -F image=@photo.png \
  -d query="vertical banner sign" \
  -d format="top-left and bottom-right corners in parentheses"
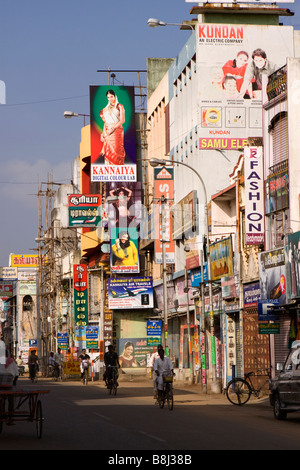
top-left (154, 167), bottom-right (175, 264)
top-left (245, 146), bottom-right (264, 245)
top-left (90, 85), bottom-right (137, 183)
top-left (73, 265), bottom-right (89, 327)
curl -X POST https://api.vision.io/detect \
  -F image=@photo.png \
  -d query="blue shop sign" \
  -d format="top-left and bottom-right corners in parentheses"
top-left (190, 264), bottom-right (208, 287)
top-left (147, 320), bottom-right (162, 336)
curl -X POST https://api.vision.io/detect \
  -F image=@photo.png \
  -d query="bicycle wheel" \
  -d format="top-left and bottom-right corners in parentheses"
top-left (36, 400), bottom-right (43, 439)
top-left (158, 390), bottom-right (165, 409)
top-left (108, 379), bottom-right (113, 395)
top-left (226, 378), bottom-right (252, 406)
top-left (166, 385), bottom-right (174, 411)
top-left (113, 381), bottom-right (117, 396)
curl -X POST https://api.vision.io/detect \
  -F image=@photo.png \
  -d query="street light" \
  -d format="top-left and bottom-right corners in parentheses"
top-left (149, 157), bottom-right (218, 390)
top-left (64, 111), bottom-right (90, 126)
top-left (147, 18), bottom-right (195, 30)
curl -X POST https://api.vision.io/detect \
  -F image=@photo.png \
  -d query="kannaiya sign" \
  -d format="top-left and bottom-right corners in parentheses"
top-left (244, 146), bottom-right (264, 245)
top-left (196, 24), bottom-right (294, 148)
top-left (90, 85), bottom-right (137, 182)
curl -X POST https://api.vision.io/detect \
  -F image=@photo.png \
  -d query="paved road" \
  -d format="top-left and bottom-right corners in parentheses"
top-left (1, 377), bottom-right (300, 452)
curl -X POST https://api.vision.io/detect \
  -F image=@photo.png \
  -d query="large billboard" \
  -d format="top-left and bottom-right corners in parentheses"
top-left (186, 0), bottom-right (294, 3)
top-left (258, 249), bottom-right (286, 306)
top-left (90, 85), bottom-right (137, 182)
top-left (196, 24), bottom-right (294, 149)
top-left (108, 277), bottom-right (153, 309)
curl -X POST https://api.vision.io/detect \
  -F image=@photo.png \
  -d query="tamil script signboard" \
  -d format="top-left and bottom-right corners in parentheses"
top-left (147, 320), bottom-right (162, 337)
top-left (73, 264), bottom-right (89, 327)
top-left (68, 194), bottom-right (101, 228)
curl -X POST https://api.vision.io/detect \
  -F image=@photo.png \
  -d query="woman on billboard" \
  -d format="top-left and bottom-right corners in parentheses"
top-left (99, 89), bottom-right (126, 165)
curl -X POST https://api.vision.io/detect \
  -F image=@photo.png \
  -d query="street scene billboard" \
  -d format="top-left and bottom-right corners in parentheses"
top-left (196, 24), bottom-right (294, 149)
top-left (104, 181), bottom-right (142, 230)
top-left (110, 226), bottom-right (139, 274)
top-left (285, 231), bottom-right (300, 302)
top-left (210, 237), bottom-right (233, 281)
top-left (68, 194), bottom-right (101, 228)
top-left (108, 277), bottom-right (153, 309)
top-left (186, 0), bottom-right (293, 3)
top-left (118, 338), bottom-right (152, 368)
top-left (258, 248), bottom-right (286, 306)
top-left (90, 85), bottom-right (137, 182)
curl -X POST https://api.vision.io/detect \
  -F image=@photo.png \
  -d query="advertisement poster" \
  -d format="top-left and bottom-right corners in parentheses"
top-left (108, 277), bottom-right (153, 309)
top-left (244, 146), bottom-right (264, 245)
top-left (196, 24), bottom-right (294, 149)
top-left (258, 249), bottom-right (286, 305)
top-left (210, 237), bottom-right (233, 281)
top-left (187, 0), bottom-right (293, 3)
top-left (90, 85), bottom-right (137, 182)
top-left (73, 264), bottom-right (89, 327)
top-left (118, 338), bottom-right (152, 368)
top-left (68, 194), bottom-right (101, 228)
top-left (110, 226), bottom-right (139, 274)
top-left (105, 181), bottom-right (142, 230)
top-left (154, 166), bottom-right (175, 264)
top-left (285, 231), bottom-right (300, 301)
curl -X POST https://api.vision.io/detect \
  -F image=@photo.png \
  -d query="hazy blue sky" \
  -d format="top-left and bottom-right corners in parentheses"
top-left (0, 1), bottom-right (298, 266)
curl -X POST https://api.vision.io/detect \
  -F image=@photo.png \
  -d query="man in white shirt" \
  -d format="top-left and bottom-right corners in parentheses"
top-left (149, 344), bottom-right (163, 399)
top-left (154, 348), bottom-right (174, 395)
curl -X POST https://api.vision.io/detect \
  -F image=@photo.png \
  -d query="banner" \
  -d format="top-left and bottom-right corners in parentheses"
top-left (68, 194), bottom-right (101, 228)
top-left (187, 0), bottom-right (293, 2)
top-left (73, 264), bottom-right (89, 327)
top-left (258, 249), bottom-right (286, 305)
top-left (154, 166), bottom-right (175, 264)
top-left (90, 85), bottom-right (137, 182)
top-left (105, 181), bottom-right (142, 228)
top-left (210, 237), bottom-right (233, 281)
top-left (244, 146), bottom-right (264, 245)
top-left (110, 226), bottom-right (139, 274)
top-left (285, 231), bottom-right (300, 301)
top-left (197, 24), bottom-right (294, 147)
top-left (108, 277), bottom-right (153, 309)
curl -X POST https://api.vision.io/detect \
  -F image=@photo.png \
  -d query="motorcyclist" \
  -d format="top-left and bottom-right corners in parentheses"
top-left (79, 349), bottom-right (90, 382)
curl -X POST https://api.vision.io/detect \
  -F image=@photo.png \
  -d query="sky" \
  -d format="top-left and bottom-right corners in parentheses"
top-left (0, 0), bottom-right (299, 267)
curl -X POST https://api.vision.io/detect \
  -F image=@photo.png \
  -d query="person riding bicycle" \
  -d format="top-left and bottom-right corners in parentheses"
top-left (154, 348), bottom-right (174, 400)
top-left (79, 349), bottom-right (90, 382)
top-left (104, 344), bottom-right (120, 387)
top-left (149, 344), bottom-right (163, 400)
top-left (49, 352), bottom-right (59, 378)
top-left (28, 350), bottom-right (39, 382)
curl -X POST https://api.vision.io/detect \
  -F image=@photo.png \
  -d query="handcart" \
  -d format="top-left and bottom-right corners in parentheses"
top-left (0, 373), bottom-right (49, 439)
